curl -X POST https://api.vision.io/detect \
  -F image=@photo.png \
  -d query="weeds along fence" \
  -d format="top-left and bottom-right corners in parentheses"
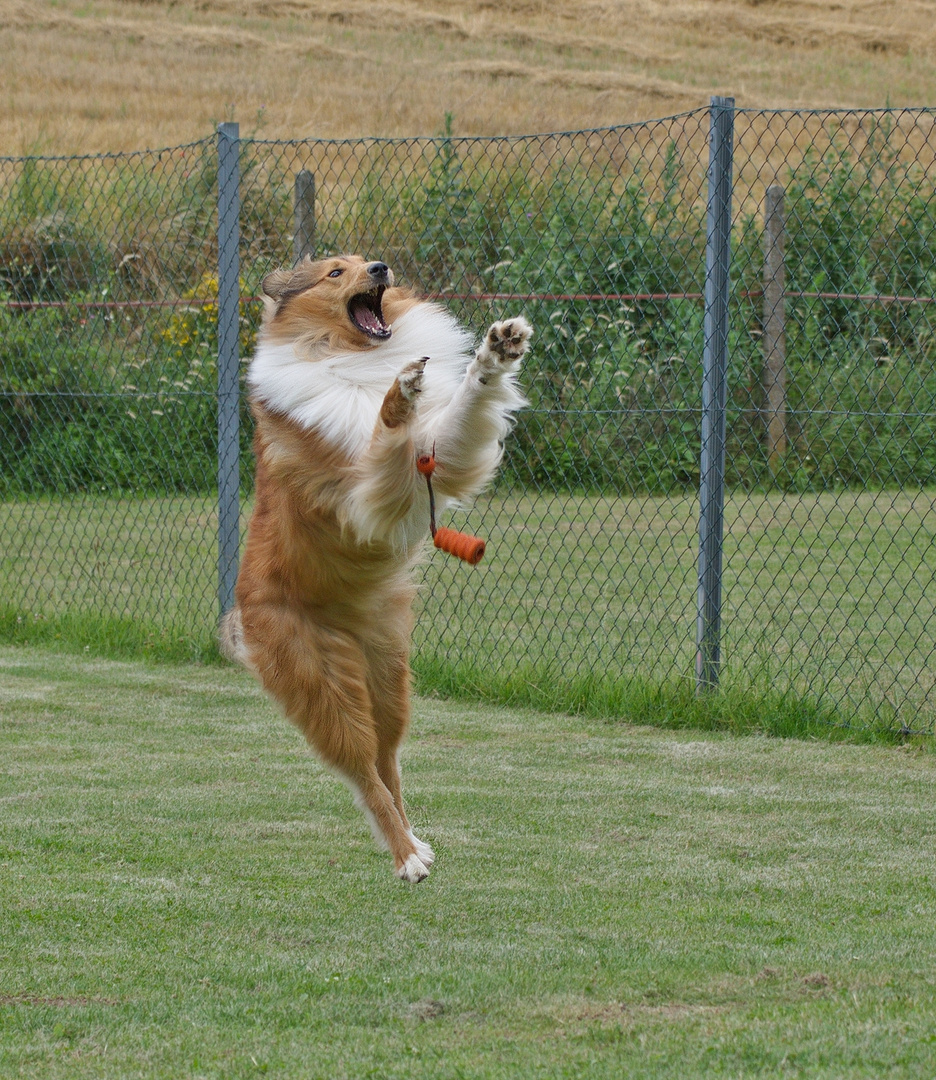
top-left (2, 101), bottom-right (936, 733)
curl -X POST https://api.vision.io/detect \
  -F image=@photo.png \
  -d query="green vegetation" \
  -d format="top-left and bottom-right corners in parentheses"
top-left (0, 270), bottom-right (259, 497)
top-left (2, 645), bottom-right (935, 1078)
top-left (2, 116), bottom-right (935, 497)
top-left (0, 139), bottom-right (262, 497)
top-left (317, 115), bottom-right (936, 493)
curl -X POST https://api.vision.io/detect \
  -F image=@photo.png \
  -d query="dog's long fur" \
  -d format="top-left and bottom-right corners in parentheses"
top-left (220, 254), bottom-right (530, 882)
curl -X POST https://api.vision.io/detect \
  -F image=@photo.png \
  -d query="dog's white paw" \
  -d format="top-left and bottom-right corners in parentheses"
top-left (398, 852), bottom-right (431, 883)
top-left (409, 832), bottom-right (435, 868)
top-left (488, 317), bottom-right (532, 361)
top-left (475, 317), bottom-right (532, 379)
top-left (397, 357), bottom-right (428, 402)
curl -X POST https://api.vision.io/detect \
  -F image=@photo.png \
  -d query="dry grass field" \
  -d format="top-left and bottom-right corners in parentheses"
top-left (1, 0), bottom-right (934, 154)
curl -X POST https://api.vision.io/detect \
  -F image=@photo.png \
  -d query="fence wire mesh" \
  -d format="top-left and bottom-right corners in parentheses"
top-left (2, 106), bottom-right (935, 732)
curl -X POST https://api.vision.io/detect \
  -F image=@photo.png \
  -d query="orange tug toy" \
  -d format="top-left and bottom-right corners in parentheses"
top-left (416, 449), bottom-right (486, 565)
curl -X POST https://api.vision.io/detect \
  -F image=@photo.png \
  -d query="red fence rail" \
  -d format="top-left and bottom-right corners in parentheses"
top-left (5, 290), bottom-right (936, 312)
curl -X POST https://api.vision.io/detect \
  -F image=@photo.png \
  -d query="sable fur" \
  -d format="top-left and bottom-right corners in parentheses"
top-left (221, 253), bottom-right (530, 882)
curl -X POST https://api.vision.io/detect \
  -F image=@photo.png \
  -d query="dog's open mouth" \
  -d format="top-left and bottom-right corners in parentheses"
top-left (348, 287), bottom-right (390, 339)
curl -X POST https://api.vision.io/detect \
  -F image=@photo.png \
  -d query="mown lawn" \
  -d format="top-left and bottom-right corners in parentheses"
top-left (2, 646), bottom-right (936, 1078)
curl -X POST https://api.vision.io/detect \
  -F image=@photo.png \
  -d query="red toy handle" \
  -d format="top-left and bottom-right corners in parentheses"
top-left (433, 526), bottom-right (486, 565)
top-left (417, 450), bottom-right (486, 564)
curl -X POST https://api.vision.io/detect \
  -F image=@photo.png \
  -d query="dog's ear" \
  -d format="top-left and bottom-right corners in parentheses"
top-left (262, 267), bottom-right (294, 301)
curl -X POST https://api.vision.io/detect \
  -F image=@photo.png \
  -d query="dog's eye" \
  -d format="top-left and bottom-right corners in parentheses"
top-left (328, 268), bottom-right (344, 278)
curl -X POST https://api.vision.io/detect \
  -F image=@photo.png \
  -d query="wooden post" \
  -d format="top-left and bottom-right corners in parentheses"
top-left (762, 184), bottom-right (787, 468)
top-left (293, 170), bottom-right (315, 263)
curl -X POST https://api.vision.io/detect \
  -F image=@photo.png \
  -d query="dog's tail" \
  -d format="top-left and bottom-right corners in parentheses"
top-left (219, 606), bottom-right (256, 671)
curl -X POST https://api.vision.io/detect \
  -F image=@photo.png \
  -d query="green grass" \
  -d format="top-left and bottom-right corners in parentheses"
top-left (0, 493), bottom-right (219, 663)
top-left (2, 645), bottom-right (936, 1078)
top-left (420, 487), bottom-right (936, 734)
top-left (2, 488), bottom-right (936, 736)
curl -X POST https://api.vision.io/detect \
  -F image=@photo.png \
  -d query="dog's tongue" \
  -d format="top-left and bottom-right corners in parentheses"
top-left (350, 296), bottom-right (389, 338)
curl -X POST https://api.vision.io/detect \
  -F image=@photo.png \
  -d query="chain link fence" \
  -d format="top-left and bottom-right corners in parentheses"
top-left (2, 104), bottom-right (935, 732)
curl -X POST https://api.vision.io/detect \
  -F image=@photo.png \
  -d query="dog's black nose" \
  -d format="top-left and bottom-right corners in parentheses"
top-left (366, 261), bottom-right (391, 283)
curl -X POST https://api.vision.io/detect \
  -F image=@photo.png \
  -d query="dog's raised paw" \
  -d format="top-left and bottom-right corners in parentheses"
top-left (381, 358), bottom-right (427, 427)
top-left (397, 357), bottom-right (428, 402)
top-left (475, 317), bottom-right (532, 378)
top-left (487, 317), bottom-right (532, 361)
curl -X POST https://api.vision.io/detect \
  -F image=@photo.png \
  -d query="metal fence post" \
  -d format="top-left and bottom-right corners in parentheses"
top-left (696, 96), bottom-right (735, 693)
top-left (216, 121), bottom-right (241, 620)
top-left (762, 183), bottom-right (788, 469)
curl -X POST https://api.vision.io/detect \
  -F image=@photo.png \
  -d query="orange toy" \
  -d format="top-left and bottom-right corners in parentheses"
top-left (416, 450), bottom-right (486, 565)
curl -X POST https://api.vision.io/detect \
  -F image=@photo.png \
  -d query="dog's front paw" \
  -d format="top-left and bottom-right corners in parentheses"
top-left (487, 317), bottom-right (533, 362)
top-left (380, 357), bottom-right (427, 428)
top-left (398, 357), bottom-right (428, 402)
top-left (475, 316), bottom-right (532, 380)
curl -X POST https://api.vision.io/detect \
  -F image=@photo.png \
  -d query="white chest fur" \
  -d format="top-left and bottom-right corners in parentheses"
top-left (247, 303), bottom-right (476, 458)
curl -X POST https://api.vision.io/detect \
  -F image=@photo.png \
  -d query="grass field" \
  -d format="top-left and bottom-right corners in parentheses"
top-left (2, 645), bottom-right (936, 1078)
top-left (2, 488), bottom-right (936, 737)
top-left (1, 0), bottom-right (933, 154)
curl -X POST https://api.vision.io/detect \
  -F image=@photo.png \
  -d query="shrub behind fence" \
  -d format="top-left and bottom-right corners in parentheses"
top-left (2, 103), bottom-right (935, 731)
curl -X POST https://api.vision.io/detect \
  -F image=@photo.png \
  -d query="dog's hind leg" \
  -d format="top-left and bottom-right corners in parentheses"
top-left (363, 626), bottom-right (435, 871)
top-left (241, 604), bottom-right (431, 882)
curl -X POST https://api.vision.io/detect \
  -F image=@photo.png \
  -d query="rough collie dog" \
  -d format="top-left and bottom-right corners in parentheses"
top-left (220, 254), bottom-right (530, 882)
